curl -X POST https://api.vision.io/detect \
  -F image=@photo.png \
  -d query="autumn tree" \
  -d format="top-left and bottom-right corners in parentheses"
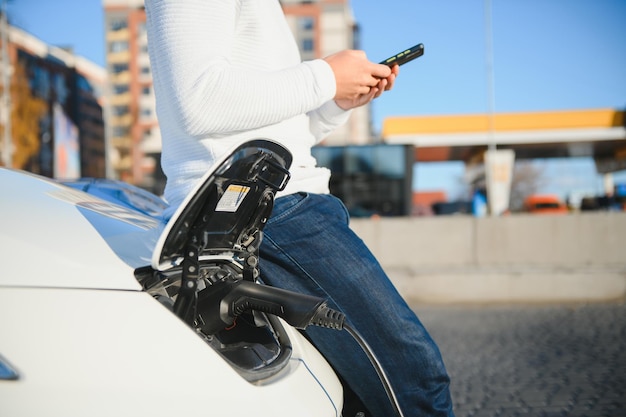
top-left (0, 59), bottom-right (47, 169)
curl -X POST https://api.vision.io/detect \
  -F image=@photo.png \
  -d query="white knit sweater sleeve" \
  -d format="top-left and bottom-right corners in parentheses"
top-left (146, 0), bottom-right (345, 139)
top-left (308, 101), bottom-right (352, 143)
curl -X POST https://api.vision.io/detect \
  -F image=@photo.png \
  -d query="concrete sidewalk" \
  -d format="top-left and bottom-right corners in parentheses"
top-left (413, 301), bottom-right (626, 417)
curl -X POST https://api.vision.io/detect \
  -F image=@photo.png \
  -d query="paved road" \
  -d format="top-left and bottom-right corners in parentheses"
top-left (413, 302), bottom-right (626, 417)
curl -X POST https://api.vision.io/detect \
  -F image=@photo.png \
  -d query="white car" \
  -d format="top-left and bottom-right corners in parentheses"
top-left (0, 140), bottom-right (345, 417)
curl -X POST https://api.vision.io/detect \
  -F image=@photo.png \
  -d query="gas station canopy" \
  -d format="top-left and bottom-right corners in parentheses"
top-left (382, 108), bottom-right (626, 172)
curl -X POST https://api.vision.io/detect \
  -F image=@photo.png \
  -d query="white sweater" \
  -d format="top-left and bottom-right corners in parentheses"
top-left (145, 0), bottom-right (351, 212)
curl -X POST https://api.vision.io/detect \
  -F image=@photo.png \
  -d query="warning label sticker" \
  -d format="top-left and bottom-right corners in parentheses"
top-left (216, 184), bottom-right (250, 212)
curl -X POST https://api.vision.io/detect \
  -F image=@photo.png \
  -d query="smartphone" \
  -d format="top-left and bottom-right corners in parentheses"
top-left (379, 43), bottom-right (424, 67)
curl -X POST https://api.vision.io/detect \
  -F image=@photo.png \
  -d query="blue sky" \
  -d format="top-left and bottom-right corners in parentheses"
top-left (8, 0), bottom-right (626, 202)
top-left (352, 0), bottom-right (626, 129)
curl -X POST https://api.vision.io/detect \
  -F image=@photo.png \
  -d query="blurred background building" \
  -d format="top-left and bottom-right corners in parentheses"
top-left (102, 0), bottom-right (158, 190)
top-left (0, 23), bottom-right (106, 179)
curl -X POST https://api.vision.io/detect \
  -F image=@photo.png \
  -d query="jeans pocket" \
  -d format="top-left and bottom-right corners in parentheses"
top-left (267, 192), bottom-right (309, 225)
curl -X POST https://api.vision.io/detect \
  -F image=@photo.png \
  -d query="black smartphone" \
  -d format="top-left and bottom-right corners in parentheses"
top-left (379, 43), bottom-right (424, 67)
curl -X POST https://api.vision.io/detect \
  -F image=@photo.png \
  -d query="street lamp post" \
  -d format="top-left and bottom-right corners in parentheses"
top-left (485, 0), bottom-right (496, 151)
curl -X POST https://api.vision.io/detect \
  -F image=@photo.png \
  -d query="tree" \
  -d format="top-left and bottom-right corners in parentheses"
top-left (509, 161), bottom-right (546, 212)
top-left (0, 59), bottom-right (47, 169)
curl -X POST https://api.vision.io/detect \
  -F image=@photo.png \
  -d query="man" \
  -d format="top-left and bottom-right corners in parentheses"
top-left (145, 1), bottom-right (454, 415)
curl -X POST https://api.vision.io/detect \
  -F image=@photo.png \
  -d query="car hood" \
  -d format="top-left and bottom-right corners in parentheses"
top-left (0, 169), bottom-right (161, 290)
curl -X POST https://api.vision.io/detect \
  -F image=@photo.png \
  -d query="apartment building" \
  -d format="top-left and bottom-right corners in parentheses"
top-left (102, 0), bottom-right (372, 193)
top-left (0, 24), bottom-right (106, 178)
top-left (102, 0), bottom-right (160, 190)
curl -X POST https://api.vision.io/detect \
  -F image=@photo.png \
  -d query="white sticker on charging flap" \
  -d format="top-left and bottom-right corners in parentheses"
top-left (216, 184), bottom-right (251, 212)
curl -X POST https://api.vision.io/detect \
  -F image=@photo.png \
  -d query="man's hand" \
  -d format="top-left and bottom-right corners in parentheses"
top-left (324, 50), bottom-right (399, 110)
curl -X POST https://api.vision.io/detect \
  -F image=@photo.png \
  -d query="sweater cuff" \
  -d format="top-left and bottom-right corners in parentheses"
top-left (303, 59), bottom-right (337, 103)
top-left (316, 99), bottom-right (352, 126)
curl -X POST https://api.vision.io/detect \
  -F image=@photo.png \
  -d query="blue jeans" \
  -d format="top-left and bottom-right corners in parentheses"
top-left (259, 193), bottom-right (454, 417)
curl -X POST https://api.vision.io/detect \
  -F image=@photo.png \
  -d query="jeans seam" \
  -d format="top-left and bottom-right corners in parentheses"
top-left (330, 194), bottom-right (350, 225)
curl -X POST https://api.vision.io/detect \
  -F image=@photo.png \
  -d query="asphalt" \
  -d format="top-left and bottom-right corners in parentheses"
top-left (412, 301), bottom-right (626, 417)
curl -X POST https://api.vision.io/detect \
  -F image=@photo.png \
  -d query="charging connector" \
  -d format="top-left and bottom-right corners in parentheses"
top-left (197, 279), bottom-right (345, 334)
top-left (195, 279), bottom-right (403, 417)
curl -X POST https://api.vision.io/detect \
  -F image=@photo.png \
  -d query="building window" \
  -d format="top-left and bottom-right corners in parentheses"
top-left (112, 126), bottom-right (130, 138)
top-left (33, 66), bottom-right (51, 99)
top-left (298, 16), bottom-right (315, 31)
top-left (302, 38), bottom-right (314, 52)
top-left (113, 84), bottom-right (129, 94)
top-left (112, 63), bottom-right (129, 74)
top-left (76, 75), bottom-right (94, 94)
top-left (110, 18), bottom-right (128, 32)
top-left (113, 105), bottom-right (129, 116)
top-left (109, 40), bottom-right (129, 53)
top-left (53, 74), bottom-right (69, 105)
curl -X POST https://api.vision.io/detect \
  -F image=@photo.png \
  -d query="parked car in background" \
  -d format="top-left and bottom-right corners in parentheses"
top-left (524, 194), bottom-right (568, 214)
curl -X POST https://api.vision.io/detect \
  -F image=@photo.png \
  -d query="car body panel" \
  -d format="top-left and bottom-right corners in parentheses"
top-left (0, 287), bottom-right (341, 417)
top-left (0, 169), bottom-right (159, 290)
top-left (0, 140), bottom-right (343, 416)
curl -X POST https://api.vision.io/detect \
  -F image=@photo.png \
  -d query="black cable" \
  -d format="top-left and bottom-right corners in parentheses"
top-left (342, 322), bottom-right (405, 417)
top-left (307, 305), bottom-right (404, 416)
